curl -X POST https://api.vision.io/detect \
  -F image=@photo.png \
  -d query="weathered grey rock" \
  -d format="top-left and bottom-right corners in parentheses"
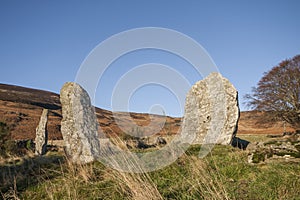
top-left (35, 109), bottom-right (48, 155)
top-left (60, 82), bottom-right (100, 164)
top-left (156, 136), bottom-right (167, 145)
top-left (181, 72), bottom-right (239, 145)
top-left (248, 153), bottom-right (254, 164)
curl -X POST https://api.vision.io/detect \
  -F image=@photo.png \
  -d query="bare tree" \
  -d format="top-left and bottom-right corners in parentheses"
top-left (245, 55), bottom-right (300, 128)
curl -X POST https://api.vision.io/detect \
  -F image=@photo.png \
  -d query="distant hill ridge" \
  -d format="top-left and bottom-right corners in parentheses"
top-left (0, 83), bottom-right (61, 110)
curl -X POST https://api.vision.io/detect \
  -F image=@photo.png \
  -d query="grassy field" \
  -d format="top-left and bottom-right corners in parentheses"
top-left (236, 134), bottom-right (270, 143)
top-left (1, 142), bottom-right (300, 200)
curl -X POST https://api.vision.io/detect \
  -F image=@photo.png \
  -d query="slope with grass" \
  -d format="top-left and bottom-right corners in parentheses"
top-left (1, 83), bottom-right (299, 199)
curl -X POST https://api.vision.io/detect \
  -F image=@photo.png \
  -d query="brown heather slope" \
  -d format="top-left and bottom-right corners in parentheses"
top-left (238, 111), bottom-right (295, 134)
top-left (0, 83), bottom-right (295, 140)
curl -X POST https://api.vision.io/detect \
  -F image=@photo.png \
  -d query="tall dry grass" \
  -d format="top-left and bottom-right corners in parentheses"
top-left (39, 136), bottom-right (228, 200)
top-left (98, 135), bottom-right (229, 200)
top-left (186, 156), bottom-right (229, 199)
top-left (1, 134), bottom-right (231, 199)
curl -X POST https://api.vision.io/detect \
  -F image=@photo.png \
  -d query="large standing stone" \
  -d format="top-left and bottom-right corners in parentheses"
top-left (60, 82), bottom-right (100, 164)
top-left (181, 72), bottom-right (239, 145)
top-left (35, 108), bottom-right (48, 155)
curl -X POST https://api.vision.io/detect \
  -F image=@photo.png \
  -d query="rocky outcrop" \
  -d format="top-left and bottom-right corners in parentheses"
top-left (35, 109), bottom-right (48, 155)
top-left (247, 132), bottom-right (300, 164)
top-left (60, 82), bottom-right (100, 164)
top-left (181, 72), bottom-right (239, 145)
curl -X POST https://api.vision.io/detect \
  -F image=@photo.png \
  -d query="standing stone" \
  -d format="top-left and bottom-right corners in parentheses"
top-left (60, 82), bottom-right (100, 164)
top-left (35, 109), bottom-right (48, 155)
top-left (181, 72), bottom-right (239, 145)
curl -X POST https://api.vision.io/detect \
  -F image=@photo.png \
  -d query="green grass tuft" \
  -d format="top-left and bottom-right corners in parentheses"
top-left (1, 144), bottom-right (300, 199)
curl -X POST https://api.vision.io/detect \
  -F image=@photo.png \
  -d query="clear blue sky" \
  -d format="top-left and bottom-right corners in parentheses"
top-left (1, 0), bottom-right (300, 117)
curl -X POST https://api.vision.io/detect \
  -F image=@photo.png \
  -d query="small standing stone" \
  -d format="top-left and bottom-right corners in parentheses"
top-left (60, 82), bottom-right (100, 164)
top-left (35, 109), bottom-right (48, 155)
top-left (181, 72), bottom-right (240, 145)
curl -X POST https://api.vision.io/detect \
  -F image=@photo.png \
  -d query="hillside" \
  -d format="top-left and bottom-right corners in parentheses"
top-left (0, 83), bottom-right (295, 140)
top-left (1, 84), bottom-right (300, 200)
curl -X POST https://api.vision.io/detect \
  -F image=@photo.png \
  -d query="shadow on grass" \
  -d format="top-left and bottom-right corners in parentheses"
top-left (231, 137), bottom-right (250, 150)
top-left (0, 154), bottom-right (65, 195)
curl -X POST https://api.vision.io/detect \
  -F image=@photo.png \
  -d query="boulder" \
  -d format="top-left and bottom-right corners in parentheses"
top-left (181, 72), bottom-right (239, 145)
top-left (35, 109), bottom-right (48, 155)
top-left (60, 82), bottom-right (100, 164)
top-left (156, 136), bottom-right (167, 145)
